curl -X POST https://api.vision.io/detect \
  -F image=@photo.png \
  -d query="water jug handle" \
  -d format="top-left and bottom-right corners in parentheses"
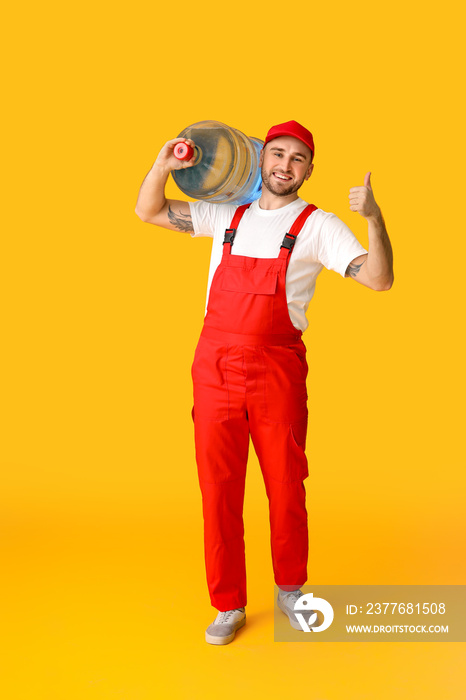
top-left (174, 142), bottom-right (194, 161)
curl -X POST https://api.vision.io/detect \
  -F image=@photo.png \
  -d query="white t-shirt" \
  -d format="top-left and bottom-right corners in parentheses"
top-left (189, 197), bottom-right (367, 332)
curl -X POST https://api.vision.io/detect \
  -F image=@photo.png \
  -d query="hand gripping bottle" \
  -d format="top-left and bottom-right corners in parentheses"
top-left (172, 120), bottom-right (263, 204)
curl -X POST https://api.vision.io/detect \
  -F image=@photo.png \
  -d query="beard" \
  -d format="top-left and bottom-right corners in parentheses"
top-left (261, 165), bottom-right (305, 197)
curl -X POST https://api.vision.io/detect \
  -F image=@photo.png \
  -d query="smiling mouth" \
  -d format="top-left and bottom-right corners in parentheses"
top-left (273, 172), bottom-right (292, 181)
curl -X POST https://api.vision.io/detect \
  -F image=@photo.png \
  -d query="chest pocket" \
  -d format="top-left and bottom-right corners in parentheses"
top-left (221, 266), bottom-right (279, 295)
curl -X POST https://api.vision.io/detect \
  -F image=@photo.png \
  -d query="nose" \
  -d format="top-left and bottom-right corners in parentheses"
top-left (282, 156), bottom-right (293, 172)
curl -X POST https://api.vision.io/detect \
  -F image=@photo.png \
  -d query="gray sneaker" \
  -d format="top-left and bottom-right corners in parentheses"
top-left (205, 607), bottom-right (246, 645)
top-left (277, 589), bottom-right (316, 631)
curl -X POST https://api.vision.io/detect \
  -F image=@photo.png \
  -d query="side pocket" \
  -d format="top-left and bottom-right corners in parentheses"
top-left (293, 348), bottom-right (309, 384)
top-left (291, 417), bottom-right (307, 450)
top-left (289, 418), bottom-right (309, 481)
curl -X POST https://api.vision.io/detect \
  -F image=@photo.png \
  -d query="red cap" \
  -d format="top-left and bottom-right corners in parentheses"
top-left (264, 120), bottom-right (315, 160)
top-left (174, 142), bottom-right (194, 161)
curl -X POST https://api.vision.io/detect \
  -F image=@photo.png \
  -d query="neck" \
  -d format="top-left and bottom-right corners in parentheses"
top-left (257, 189), bottom-right (299, 211)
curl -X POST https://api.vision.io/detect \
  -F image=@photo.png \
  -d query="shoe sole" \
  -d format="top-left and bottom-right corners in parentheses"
top-left (205, 617), bottom-right (246, 645)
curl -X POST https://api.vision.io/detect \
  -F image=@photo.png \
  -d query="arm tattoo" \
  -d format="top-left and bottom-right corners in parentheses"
top-left (346, 259), bottom-right (366, 279)
top-left (168, 205), bottom-right (193, 232)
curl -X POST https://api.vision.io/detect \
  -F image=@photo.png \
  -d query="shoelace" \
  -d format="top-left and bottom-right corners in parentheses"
top-left (281, 590), bottom-right (303, 606)
top-left (215, 608), bottom-right (244, 624)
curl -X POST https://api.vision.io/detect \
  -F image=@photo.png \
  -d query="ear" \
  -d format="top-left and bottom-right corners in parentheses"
top-left (305, 162), bottom-right (314, 181)
top-left (259, 148), bottom-right (264, 167)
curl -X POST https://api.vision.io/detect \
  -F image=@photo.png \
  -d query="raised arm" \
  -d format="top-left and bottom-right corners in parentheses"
top-left (346, 172), bottom-right (394, 291)
top-left (135, 137), bottom-right (197, 232)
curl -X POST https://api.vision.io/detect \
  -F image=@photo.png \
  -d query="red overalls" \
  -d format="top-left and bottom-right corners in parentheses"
top-left (192, 202), bottom-right (317, 612)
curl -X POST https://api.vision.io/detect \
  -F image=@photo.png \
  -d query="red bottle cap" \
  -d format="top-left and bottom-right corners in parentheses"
top-left (174, 142), bottom-right (194, 161)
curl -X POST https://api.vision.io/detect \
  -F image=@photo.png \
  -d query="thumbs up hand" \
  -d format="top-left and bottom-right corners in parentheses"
top-left (349, 172), bottom-right (381, 220)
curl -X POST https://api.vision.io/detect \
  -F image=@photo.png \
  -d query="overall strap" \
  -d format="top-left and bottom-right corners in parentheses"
top-left (279, 204), bottom-right (318, 263)
top-left (222, 203), bottom-right (252, 255)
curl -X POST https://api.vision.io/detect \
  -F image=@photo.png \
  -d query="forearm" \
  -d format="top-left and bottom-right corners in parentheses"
top-left (135, 163), bottom-right (170, 222)
top-left (365, 208), bottom-right (394, 291)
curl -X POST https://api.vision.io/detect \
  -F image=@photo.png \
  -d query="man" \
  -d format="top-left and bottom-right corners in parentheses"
top-left (135, 120), bottom-right (394, 645)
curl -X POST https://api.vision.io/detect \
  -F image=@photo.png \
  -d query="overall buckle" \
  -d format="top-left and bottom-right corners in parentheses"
top-left (223, 228), bottom-right (237, 245)
top-left (281, 233), bottom-right (297, 250)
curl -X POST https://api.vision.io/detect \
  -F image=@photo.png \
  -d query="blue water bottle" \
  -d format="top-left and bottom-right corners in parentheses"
top-left (172, 120), bottom-right (263, 204)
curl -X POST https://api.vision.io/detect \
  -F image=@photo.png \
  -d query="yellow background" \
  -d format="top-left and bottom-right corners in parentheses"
top-left (1, 0), bottom-right (465, 697)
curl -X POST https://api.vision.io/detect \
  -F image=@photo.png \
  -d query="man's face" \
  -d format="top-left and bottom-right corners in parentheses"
top-left (259, 136), bottom-right (314, 197)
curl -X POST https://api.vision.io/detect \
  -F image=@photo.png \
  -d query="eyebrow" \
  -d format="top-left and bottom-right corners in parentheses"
top-left (269, 147), bottom-right (307, 159)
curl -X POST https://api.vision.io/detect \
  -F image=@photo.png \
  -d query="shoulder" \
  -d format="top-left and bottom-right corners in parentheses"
top-left (289, 200), bottom-right (333, 228)
top-left (309, 207), bottom-right (339, 225)
top-left (189, 200), bottom-right (237, 219)
top-left (297, 207), bottom-right (359, 255)
top-left (297, 206), bottom-right (333, 237)
top-left (189, 201), bottom-right (238, 237)
top-left (307, 208), bottom-right (355, 238)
